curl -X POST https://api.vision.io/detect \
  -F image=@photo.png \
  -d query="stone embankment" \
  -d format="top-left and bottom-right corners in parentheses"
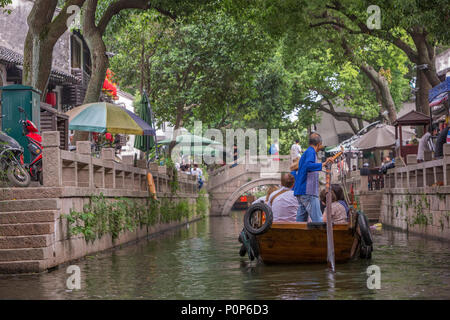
top-left (0, 132), bottom-right (208, 274)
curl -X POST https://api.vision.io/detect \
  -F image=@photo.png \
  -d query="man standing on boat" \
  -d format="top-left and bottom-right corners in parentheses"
top-left (292, 133), bottom-right (332, 222)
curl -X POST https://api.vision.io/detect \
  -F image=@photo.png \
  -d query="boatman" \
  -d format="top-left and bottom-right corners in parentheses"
top-left (292, 132), bottom-right (332, 222)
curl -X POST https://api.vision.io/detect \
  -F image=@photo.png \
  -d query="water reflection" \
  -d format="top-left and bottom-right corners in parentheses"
top-left (0, 211), bottom-right (449, 299)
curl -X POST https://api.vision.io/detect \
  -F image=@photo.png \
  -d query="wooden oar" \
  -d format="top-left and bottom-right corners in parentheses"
top-left (324, 149), bottom-right (343, 272)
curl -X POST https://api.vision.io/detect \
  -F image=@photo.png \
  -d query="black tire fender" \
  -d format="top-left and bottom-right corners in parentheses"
top-left (357, 211), bottom-right (373, 246)
top-left (243, 202), bottom-right (273, 235)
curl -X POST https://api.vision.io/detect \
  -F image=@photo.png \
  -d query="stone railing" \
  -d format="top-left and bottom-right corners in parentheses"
top-left (384, 145), bottom-right (450, 189)
top-left (42, 131), bottom-right (197, 195)
top-left (207, 153), bottom-right (290, 189)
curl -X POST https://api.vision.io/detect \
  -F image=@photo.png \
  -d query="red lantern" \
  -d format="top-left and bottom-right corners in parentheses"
top-left (46, 92), bottom-right (57, 107)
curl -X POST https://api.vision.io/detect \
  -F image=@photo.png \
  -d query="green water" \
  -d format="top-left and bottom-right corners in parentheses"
top-left (0, 211), bottom-right (449, 299)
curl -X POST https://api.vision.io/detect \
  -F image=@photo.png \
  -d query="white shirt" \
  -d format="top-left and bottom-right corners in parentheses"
top-left (191, 168), bottom-right (203, 178)
top-left (417, 132), bottom-right (431, 160)
top-left (267, 187), bottom-right (299, 222)
top-left (290, 143), bottom-right (302, 159)
top-left (252, 196), bottom-right (267, 205)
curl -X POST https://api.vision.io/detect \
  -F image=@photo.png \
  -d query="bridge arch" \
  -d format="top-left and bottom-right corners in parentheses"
top-left (221, 177), bottom-right (280, 216)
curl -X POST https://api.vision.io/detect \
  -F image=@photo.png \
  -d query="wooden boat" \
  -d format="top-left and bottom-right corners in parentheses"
top-left (240, 149), bottom-right (372, 265)
top-left (232, 195), bottom-right (256, 210)
top-left (255, 222), bottom-right (356, 264)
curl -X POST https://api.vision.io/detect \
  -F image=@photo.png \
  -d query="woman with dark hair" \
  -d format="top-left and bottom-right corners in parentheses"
top-left (319, 184), bottom-right (348, 224)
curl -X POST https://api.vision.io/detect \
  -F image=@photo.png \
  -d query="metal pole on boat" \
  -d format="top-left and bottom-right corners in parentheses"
top-left (325, 161), bottom-right (336, 272)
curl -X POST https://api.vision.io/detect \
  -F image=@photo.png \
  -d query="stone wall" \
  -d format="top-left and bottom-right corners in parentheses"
top-left (0, 131), bottom-right (208, 273)
top-left (380, 145), bottom-right (450, 241)
top-left (381, 187), bottom-right (450, 241)
top-left (0, 188), bottom-right (208, 273)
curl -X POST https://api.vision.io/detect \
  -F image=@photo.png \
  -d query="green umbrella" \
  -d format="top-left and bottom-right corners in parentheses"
top-left (179, 145), bottom-right (218, 156)
top-left (158, 133), bottom-right (220, 146)
top-left (134, 92), bottom-right (155, 155)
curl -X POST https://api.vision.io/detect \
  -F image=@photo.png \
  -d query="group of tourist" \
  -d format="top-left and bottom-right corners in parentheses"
top-left (177, 163), bottom-right (204, 189)
top-left (254, 132), bottom-right (348, 224)
top-left (417, 122), bottom-right (449, 161)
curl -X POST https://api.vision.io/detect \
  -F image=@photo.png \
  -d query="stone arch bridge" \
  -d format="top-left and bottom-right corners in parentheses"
top-left (206, 154), bottom-right (291, 216)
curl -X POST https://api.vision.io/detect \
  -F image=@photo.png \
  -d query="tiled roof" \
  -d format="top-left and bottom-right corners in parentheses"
top-left (0, 45), bottom-right (81, 85)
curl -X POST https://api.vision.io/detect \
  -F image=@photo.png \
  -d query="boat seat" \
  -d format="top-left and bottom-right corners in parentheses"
top-left (307, 222), bottom-right (327, 229)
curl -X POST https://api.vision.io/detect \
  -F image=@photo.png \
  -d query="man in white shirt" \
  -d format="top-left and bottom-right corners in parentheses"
top-left (267, 173), bottom-right (298, 222)
top-left (417, 126), bottom-right (437, 162)
top-left (290, 139), bottom-right (302, 162)
top-left (191, 164), bottom-right (203, 189)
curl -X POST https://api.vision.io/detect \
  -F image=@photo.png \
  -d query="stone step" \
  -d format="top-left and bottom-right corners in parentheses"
top-left (0, 235), bottom-right (52, 249)
top-left (0, 247), bottom-right (48, 262)
top-left (0, 210), bottom-right (56, 224)
top-left (0, 198), bottom-right (59, 213)
top-left (0, 260), bottom-right (44, 274)
top-left (0, 187), bottom-right (62, 201)
top-left (0, 222), bottom-right (54, 236)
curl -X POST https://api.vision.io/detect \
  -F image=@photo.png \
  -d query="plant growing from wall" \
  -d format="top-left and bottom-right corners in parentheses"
top-left (166, 158), bottom-right (179, 194)
top-left (64, 193), bottom-right (195, 243)
top-left (196, 189), bottom-right (209, 218)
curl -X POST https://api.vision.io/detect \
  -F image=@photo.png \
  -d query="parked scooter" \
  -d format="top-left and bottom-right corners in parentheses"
top-left (0, 115), bottom-right (31, 187)
top-left (18, 107), bottom-right (43, 185)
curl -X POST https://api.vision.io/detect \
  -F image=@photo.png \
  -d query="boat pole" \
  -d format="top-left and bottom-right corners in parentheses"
top-left (325, 149), bottom-right (343, 272)
top-left (325, 161), bottom-right (336, 272)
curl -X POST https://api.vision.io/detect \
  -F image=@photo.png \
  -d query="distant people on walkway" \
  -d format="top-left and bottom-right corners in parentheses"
top-left (268, 173), bottom-right (298, 222)
top-left (191, 164), bottom-right (203, 189)
top-left (434, 123), bottom-right (449, 159)
top-left (360, 162), bottom-right (370, 176)
top-left (68, 130), bottom-right (75, 151)
top-left (231, 143), bottom-right (238, 168)
top-left (417, 126), bottom-right (437, 162)
top-left (319, 184), bottom-right (349, 224)
top-left (269, 139), bottom-right (279, 161)
top-left (293, 132), bottom-right (332, 222)
top-left (114, 134), bottom-right (122, 154)
top-left (251, 185), bottom-right (278, 205)
top-left (290, 139), bottom-right (302, 162)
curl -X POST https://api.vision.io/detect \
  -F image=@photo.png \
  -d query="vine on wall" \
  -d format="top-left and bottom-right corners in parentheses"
top-left (64, 193), bottom-right (199, 243)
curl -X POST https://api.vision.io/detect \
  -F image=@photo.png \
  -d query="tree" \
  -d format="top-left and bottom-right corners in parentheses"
top-left (0, 0), bottom-right (11, 8)
top-left (105, 12), bottom-right (168, 96)
top-left (22, 0), bottom-right (86, 98)
top-left (247, 0), bottom-right (449, 115)
top-left (146, 11), bottom-right (272, 154)
top-left (81, 0), bottom-right (217, 104)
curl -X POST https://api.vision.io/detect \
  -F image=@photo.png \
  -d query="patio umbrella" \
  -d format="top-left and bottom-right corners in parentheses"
top-left (158, 134), bottom-right (220, 146)
top-left (134, 93), bottom-right (155, 153)
top-left (356, 124), bottom-right (414, 150)
top-left (66, 102), bottom-right (156, 135)
top-left (179, 145), bottom-right (218, 156)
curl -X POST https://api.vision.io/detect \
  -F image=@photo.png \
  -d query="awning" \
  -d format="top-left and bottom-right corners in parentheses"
top-left (429, 77), bottom-right (449, 107)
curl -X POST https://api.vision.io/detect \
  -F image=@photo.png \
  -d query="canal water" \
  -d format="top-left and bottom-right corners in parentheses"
top-left (1, 211), bottom-right (450, 299)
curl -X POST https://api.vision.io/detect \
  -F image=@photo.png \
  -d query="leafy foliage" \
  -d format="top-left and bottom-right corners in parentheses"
top-left (64, 193), bottom-right (201, 242)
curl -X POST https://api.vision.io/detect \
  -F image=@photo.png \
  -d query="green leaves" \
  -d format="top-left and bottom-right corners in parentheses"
top-left (64, 193), bottom-right (202, 243)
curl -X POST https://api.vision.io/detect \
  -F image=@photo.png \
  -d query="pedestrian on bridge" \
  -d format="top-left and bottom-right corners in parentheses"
top-left (290, 139), bottom-right (302, 163)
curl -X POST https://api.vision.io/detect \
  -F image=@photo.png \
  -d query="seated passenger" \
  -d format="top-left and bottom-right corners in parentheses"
top-left (267, 173), bottom-right (298, 222)
top-left (319, 184), bottom-right (348, 224)
top-left (252, 185), bottom-right (278, 205)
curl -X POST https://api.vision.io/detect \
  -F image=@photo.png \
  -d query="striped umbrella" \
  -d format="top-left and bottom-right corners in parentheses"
top-left (66, 102), bottom-right (156, 135)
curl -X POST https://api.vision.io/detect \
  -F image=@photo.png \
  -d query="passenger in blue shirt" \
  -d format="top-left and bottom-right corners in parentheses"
top-left (292, 133), bottom-right (332, 222)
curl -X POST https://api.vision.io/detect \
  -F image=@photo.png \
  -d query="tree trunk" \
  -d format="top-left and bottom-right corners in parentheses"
top-left (82, 33), bottom-right (108, 103)
top-left (23, 0), bottom-right (86, 98)
top-left (416, 68), bottom-right (432, 116)
top-left (168, 104), bottom-right (184, 156)
top-left (360, 64), bottom-right (397, 124)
